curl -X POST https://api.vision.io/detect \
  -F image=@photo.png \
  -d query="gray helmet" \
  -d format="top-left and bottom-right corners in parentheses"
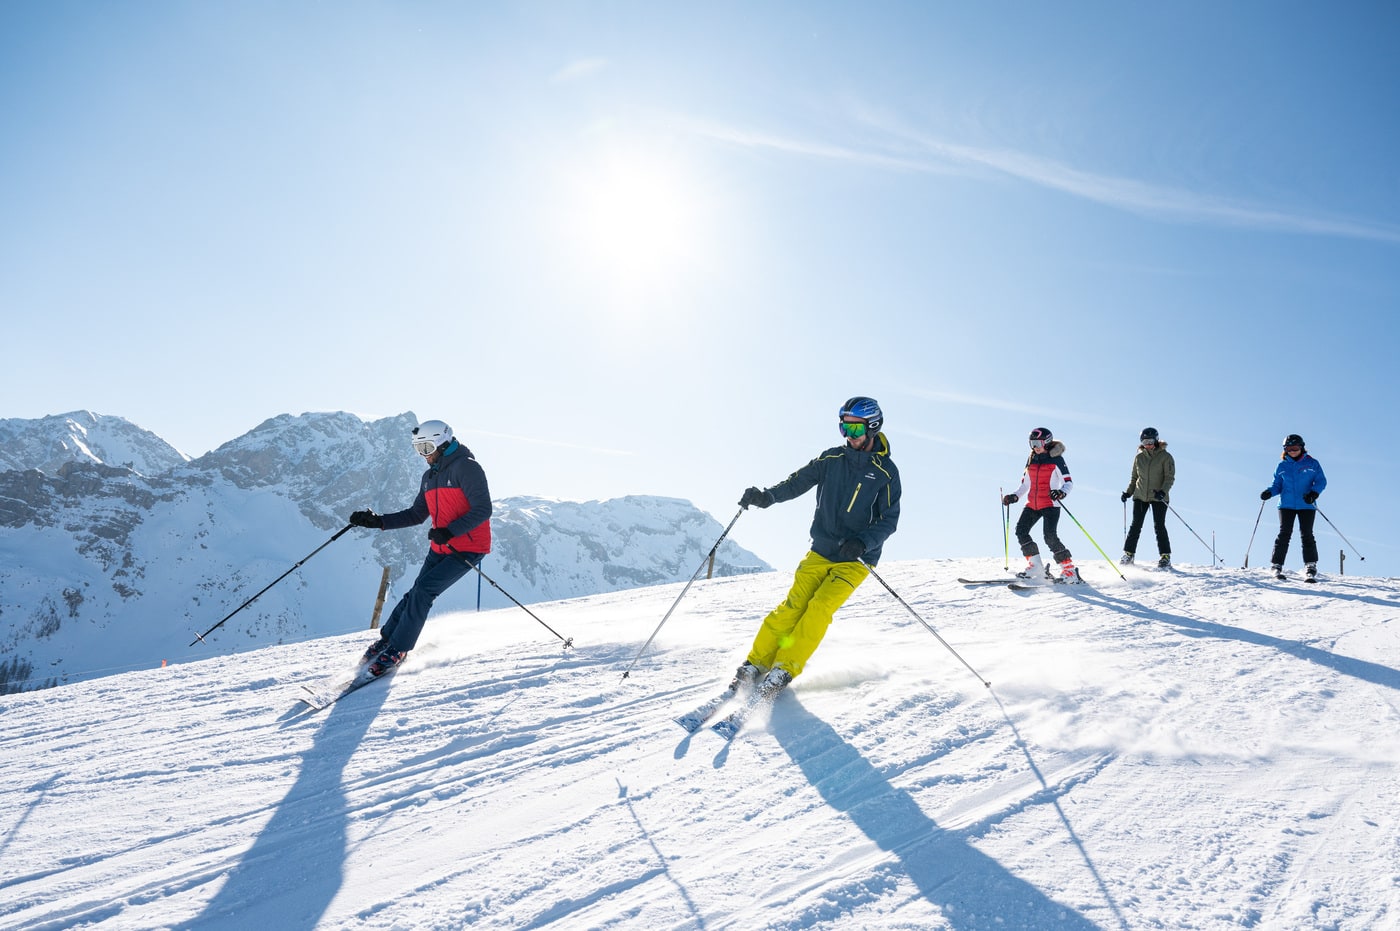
top-left (411, 419), bottom-right (453, 456)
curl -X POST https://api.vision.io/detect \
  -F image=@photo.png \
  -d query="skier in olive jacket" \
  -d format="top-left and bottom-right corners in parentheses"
top-left (1120, 427), bottom-right (1176, 568)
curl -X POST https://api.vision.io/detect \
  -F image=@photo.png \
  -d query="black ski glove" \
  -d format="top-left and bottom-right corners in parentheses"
top-left (837, 538), bottom-right (866, 561)
top-left (1303, 491), bottom-right (1319, 504)
top-left (739, 487), bottom-right (775, 509)
top-left (1120, 491), bottom-right (1131, 503)
top-left (428, 527), bottom-right (454, 545)
top-left (1260, 490), bottom-right (1272, 501)
top-left (350, 509), bottom-right (383, 529)
top-left (1049, 489), bottom-right (1066, 501)
top-left (1001, 493), bottom-right (1018, 506)
top-left (1153, 490), bottom-right (1165, 501)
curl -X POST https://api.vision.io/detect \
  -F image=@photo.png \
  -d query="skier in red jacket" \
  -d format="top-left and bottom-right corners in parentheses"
top-left (349, 419), bottom-right (492, 675)
top-left (1001, 427), bottom-right (1079, 584)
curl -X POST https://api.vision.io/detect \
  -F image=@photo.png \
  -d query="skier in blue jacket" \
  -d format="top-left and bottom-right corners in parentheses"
top-left (1260, 433), bottom-right (1327, 580)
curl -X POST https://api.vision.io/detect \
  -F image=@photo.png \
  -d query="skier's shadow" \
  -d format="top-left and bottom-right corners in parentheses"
top-left (186, 684), bottom-right (390, 930)
top-left (1066, 586), bottom-right (1400, 692)
top-left (771, 698), bottom-right (1103, 931)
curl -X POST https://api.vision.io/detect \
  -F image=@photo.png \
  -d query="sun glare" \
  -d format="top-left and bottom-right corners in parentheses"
top-left (555, 145), bottom-right (714, 301)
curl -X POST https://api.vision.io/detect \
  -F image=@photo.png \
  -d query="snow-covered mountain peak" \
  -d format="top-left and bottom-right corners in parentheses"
top-left (0, 410), bottom-right (188, 476)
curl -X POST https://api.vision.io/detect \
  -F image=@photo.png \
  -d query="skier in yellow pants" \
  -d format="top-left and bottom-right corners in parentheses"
top-left (734, 396), bottom-right (902, 700)
top-left (746, 552), bottom-right (871, 678)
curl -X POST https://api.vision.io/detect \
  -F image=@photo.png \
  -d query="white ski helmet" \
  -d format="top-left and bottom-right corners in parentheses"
top-left (411, 419), bottom-right (453, 456)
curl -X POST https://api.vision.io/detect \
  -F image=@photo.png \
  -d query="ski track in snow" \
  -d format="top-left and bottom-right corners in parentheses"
top-left (2, 559), bottom-right (1399, 929)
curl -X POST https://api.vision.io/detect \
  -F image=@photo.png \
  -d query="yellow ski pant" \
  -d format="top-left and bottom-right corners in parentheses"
top-left (746, 550), bottom-right (870, 679)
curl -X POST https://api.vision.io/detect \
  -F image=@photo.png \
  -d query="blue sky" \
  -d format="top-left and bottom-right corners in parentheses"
top-left (4, 2), bottom-right (1398, 577)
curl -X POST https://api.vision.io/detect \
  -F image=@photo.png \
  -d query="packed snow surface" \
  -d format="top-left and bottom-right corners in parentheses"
top-left (2, 558), bottom-right (1398, 930)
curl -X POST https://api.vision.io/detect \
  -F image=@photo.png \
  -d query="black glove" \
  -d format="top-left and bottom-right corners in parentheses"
top-left (349, 509), bottom-right (383, 529)
top-left (1049, 489), bottom-right (1066, 501)
top-left (428, 527), bottom-right (454, 545)
top-left (1260, 490), bottom-right (1272, 501)
top-left (1120, 491), bottom-right (1131, 503)
top-left (837, 538), bottom-right (866, 561)
top-left (1153, 490), bottom-right (1165, 501)
top-left (1001, 493), bottom-right (1018, 506)
top-left (1303, 491), bottom-right (1319, 504)
top-left (739, 487), bottom-right (774, 509)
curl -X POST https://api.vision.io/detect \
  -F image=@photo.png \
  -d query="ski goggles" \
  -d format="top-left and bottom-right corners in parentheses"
top-left (1142, 439), bottom-right (1158, 447)
top-left (412, 438), bottom-right (439, 456)
top-left (1029, 438), bottom-right (1046, 448)
top-left (839, 420), bottom-right (868, 439)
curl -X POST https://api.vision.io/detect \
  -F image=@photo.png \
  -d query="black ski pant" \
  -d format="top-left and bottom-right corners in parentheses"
top-left (1270, 508), bottom-right (1318, 567)
top-left (1124, 500), bottom-right (1170, 556)
top-left (1015, 507), bottom-right (1071, 564)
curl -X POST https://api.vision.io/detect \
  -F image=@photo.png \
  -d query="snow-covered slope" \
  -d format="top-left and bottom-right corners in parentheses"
top-left (2, 558), bottom-right (1396, 930)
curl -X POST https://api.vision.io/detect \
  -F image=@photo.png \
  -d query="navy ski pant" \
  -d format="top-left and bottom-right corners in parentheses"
top-left (381, 549), bottom-right (483, 652)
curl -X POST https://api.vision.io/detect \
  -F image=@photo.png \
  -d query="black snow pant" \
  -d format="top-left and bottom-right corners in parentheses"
top-left (1124, 500), bottom-right (1170, 556)
top-left (1270, 508), bottom-right (1318, 567)
top-left (1015, 507), bottom-right (1071, 564)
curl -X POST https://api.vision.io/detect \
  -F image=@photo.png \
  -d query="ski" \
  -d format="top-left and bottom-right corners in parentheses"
top-left (1008, 578), bottom-right (1083, 591)
top-left (299, 667), bottom-right (393, 711)
top-left (675, 687), bottom-right (739, 733)
top-left (710, 679), bottom-right (789, 740)
top-left (957, 577), bottom-right (1014, 585)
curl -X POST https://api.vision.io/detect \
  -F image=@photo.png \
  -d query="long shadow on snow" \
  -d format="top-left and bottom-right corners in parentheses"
top-left (772, 698), bottom-right (1101, 931)
top-left (186, 681), bottom-right (391, 930)
top-left (1064, 586), bottom-right (1400, 692)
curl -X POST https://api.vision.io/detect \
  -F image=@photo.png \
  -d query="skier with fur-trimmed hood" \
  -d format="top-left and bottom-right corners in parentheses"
top-left (1119, 427), bottom-right (1175, 568)
top-left (1002, 427), bottom-right (1078, 584)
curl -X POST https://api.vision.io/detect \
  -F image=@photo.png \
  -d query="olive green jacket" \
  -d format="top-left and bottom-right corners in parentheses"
top-left (1125, 443), bottom-right (1175, 504)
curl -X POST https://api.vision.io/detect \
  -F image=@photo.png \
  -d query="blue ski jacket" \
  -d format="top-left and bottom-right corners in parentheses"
top-left (1267, 454), bottom-right (1326, 510)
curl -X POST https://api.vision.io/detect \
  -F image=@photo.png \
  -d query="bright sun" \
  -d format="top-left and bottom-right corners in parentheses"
top-left (555, 143), bottom-right (714, 301)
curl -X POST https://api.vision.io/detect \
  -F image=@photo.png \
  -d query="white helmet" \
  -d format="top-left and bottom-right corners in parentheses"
top-left (411, 419), bottom-right (453, 457)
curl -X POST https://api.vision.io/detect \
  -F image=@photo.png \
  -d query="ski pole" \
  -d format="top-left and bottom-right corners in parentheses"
top-left (1242, 500), bottom-right (1265, 568)
top-left (451, 547), bottom-right (574, 648)
top-left (1056, 500), bottom-right (1125, 579)
top-left (191, 524), bottom-right (354, 646)
top-left (1315, 508), bottom-right (1366, 561)
top-left (620, 507), bottom-right (745, 681)
top-left (863, 562), bottom-right (991, 688)
top-left (1000, 488), bottom-right (1009, 571)
top-left (1167, 504), bottom-right (1224, 567)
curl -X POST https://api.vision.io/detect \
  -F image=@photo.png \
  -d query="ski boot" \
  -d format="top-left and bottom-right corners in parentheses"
top-left (368, 647), bottom-right (408, 677)
top-left (1157, 553), bottom-right (1171, 569)
top-left (1016, 554), bottom-right (1049, 584)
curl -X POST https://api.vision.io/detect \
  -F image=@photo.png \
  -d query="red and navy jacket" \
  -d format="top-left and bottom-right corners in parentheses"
top-left (1013, 440), bottom-right (1073, 511)
top-left (381, 441), bottom-right (492, 555)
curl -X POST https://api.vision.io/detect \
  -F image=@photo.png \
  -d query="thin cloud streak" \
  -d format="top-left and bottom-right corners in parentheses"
top-left (681, 113), bottom-right (1400, 246)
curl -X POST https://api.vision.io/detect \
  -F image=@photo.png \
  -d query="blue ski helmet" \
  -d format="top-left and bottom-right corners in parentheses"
top-left (839, 396), bottom-right (883, 433)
